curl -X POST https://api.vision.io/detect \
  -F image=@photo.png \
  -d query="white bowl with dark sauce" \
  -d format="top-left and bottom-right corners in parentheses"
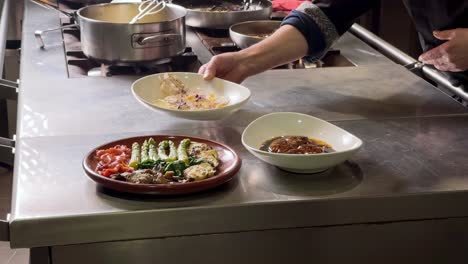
top-left (241, 112), bottom-right (363, 173)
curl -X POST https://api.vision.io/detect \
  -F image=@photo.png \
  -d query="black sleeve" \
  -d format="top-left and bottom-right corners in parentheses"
top-left (281, 0), bottom-right (379, 58)
top-left (312, 0), bottom-right (380, 35)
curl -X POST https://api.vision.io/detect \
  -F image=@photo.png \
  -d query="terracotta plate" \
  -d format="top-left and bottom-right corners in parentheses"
top-left (83, 135), bottom-right (241, 195)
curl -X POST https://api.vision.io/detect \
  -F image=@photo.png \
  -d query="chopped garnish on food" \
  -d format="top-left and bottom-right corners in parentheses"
top-left (156, 74), bottom-right (229, 111)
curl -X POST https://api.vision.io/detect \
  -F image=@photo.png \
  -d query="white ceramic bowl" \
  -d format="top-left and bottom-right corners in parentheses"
top-left (242, 112), bottom-right (363, 173)
top-left (132, 72), bottom-right (251, 120)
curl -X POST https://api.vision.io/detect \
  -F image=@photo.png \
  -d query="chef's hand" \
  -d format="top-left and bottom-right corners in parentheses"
top-left (198, 52), bottom-right (251, 84)
top-left (419, 28), bottom-right (468, 72)
top-left (199, 25), bottom-right (309, 84)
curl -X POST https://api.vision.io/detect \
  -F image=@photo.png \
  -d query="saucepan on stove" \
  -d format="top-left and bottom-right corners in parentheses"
top-left (30, 0), bottom-right (187, 64)
top-left (171, 0), bottom-right (272, 29)
top-left (230, 20), bottom-right (281, 49)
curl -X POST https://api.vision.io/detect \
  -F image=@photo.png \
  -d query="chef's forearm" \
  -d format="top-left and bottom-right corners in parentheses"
top-left (237, 25), bottom-right (309, 75)
top-left (232, 0), bottom-right (379, 78)
top-left (281, 1), bottom-right (378, 59)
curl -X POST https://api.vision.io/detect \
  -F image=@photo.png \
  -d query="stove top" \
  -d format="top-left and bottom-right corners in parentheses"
top-left (56, 1), bottom-right (352, 78)
top-left (60, 17), bottom-right (202, 78)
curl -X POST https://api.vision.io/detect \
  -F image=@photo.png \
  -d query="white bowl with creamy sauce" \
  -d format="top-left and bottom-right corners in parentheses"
top-left (132, 72), bottom-right (251, 120)
top-left (242, 112), bottom-right (363, 173)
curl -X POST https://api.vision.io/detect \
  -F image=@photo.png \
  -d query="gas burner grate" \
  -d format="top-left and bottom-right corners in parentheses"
top-left (59, 15), bottom-right (202, 78)
top-left (65, 48), bottom-right (200, 78)
top-left (193, 29), bottom-right (241, 55)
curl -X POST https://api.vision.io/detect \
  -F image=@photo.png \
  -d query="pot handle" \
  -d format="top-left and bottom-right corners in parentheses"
top-left (35, 24), bottom-right (78, 49)
top-left (136, 33), bottom-right (181, 46)
top-left (29, 0), bottom-right (74, 19)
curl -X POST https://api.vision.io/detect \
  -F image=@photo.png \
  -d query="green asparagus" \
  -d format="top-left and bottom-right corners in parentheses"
top-left (141, 140), bottom-right (150, 163)
top-left (177, 138), bottom-right (191, 164)
top-left (129, 142), bottom-right (140, 169)
top-left (167, 141), bottom-right (178, 162)
top-left (158, 141), bottom-right (169, 160)
top-left (148, 138), bottom-right (158, 161)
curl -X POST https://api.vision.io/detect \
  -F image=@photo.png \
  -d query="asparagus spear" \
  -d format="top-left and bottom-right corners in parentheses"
top-left (148, 138), bottom-right (159, 161)
top-left (158, 141), bottom-right (169, 160)
top-left (141, 140), bottom-right (150, 163)
top-left (177, 138), bottom-right (191, 165)
top-left (129, 142), bottom-right (140, 169)
top-left (167, 141), bottom-right (178, 162)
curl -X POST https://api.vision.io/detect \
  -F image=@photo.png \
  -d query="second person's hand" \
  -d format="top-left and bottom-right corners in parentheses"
top-left (419, 28), bottom-right (468, 72)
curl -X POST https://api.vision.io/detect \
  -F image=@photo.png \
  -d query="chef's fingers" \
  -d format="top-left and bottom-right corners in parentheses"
top-left (427, 58), bottom-right (460, 72)
top-left (433, 62), bottom-right (452, 71)
top-left (434, 62), bottom-right (464, 72)
top-left (433, 29), bottom-right (457, 41)
top-left (419, 42), bottom-right (450, 62)
top-left (198, 64), bottom-right (207, 75)
top-left (419, 48), bottom-right (442, 62)
top-left (202, 60), bottom-right (218, 80)
top-left (420, 54), bottom-right (450, 66)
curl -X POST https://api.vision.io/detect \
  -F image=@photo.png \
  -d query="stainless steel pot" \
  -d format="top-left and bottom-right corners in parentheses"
top-left (31, 0), bottom-right (187, 64)
top-left (229, 20), bottom-right (280, 49)
top-left (77, 3), bottom-right (186, 64)
top-left (171, 0), bottom-right (272, 29)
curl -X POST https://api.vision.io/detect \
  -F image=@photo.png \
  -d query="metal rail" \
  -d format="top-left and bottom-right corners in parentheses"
top-left (349, 23), bottom-right (468, 103)
top-left (0, 0), bottom-right (8, 74)
top-left (0, 78), bottom-right (18, 100)
top-left (0, 0), bottom-right (11, 244)
top-left (0, 0), bottom-right (17, 150)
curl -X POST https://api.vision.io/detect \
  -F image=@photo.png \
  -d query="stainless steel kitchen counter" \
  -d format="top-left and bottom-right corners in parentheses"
top-left (9, 1), bottom-right (468, 249)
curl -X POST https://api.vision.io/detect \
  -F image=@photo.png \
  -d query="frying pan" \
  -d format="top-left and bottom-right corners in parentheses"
top-left (230, 20), bottom-right (281, 49)
top-left (171, 0), bottom-right (272, 29)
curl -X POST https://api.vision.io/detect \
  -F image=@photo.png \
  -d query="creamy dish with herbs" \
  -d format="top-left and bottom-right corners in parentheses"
top-left (155, 73), bottom-right (229, 111)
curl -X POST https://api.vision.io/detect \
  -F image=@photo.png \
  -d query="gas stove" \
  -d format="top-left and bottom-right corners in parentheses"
top-left (193, 27), bottom-right (355, 69)
top-left (56, 1), bottom-right (354, 78)
top-left (61, 17), bottom-right (201, 78)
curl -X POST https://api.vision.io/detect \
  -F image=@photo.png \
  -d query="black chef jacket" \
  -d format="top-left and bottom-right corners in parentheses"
top-left (282, 0), bottom-right (468, 83)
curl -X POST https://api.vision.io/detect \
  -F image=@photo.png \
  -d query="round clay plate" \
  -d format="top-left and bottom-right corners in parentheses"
top-left (83, 135), bottom-right (241, 195)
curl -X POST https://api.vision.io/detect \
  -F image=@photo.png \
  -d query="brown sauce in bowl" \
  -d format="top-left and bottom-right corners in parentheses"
top-left (260, 136), bottom-right (334, 154)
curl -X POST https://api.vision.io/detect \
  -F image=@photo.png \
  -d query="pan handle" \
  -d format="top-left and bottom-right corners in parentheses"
top-left (29, 0), bottom-right (74, 19)
top-left (35, 24), bottom-right (78, 49)
top-left (136, 33), bottom-right (181, 46)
